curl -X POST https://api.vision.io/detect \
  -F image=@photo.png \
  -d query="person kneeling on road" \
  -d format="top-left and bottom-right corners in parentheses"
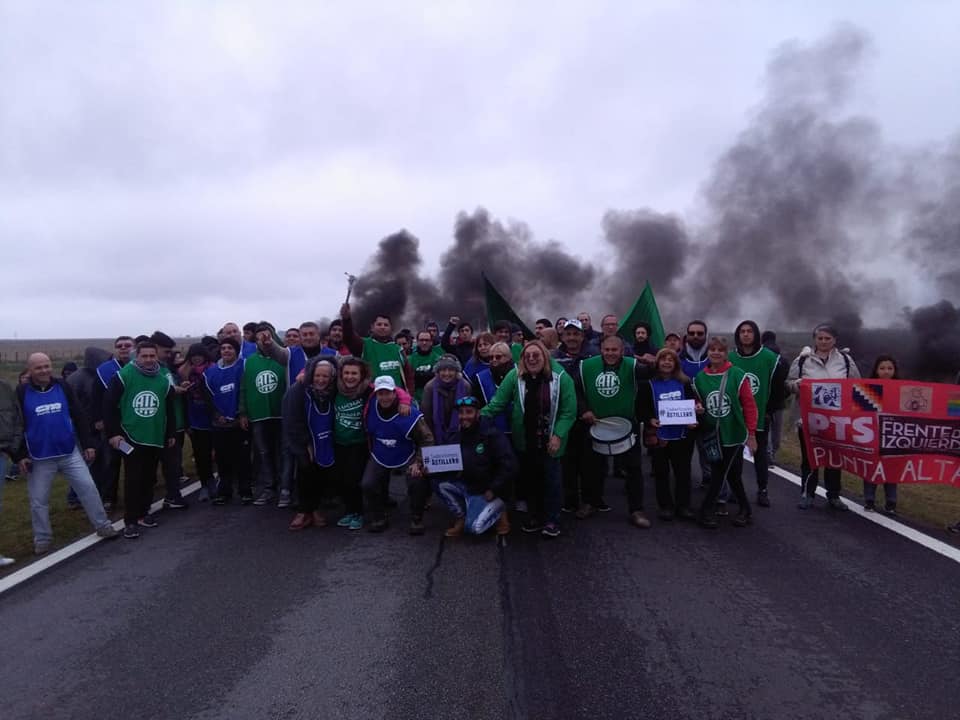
top-left (438, 396), bottom-right (517, 538)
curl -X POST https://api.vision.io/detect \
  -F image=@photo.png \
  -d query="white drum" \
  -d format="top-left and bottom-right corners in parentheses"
top-left (589, 417), bottom-right (636, 456)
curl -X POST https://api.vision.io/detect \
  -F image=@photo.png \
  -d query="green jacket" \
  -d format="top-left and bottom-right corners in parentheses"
top-left (0, 379), bottom-right (23, 459)
top-left (480, 367), bottom-right (576, 457)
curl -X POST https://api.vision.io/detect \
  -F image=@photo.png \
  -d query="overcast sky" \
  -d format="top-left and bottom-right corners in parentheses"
top-left (1, 1), bottom-right (957, 338)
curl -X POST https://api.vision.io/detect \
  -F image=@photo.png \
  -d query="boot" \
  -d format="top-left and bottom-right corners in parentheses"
top-left (445, 517), bottom-right (465, 538)
top-left (495, 512), bottom-right (511, 536)
top-left (288, 513), bottom-right (313, 531)
top-left (312, 511), bottom-right (328, 528)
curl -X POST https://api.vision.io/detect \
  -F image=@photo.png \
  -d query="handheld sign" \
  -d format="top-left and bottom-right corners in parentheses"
top-left (658, 399), bottom-right (696, 426)
top-left (422, 444), bottom-right (463, 472)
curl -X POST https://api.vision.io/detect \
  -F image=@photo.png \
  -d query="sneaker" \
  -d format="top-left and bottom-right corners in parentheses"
top-left (277, 490), bottom-right (292, 509)
top-left (179, 475), bottom-right (191, 486)
top-left (521, 518), bottom-right (543, 533)
top-left (756, 490), bottom-right (771, 508)
top-left (97, 524), bottom-right (121, 540)
top-left (337, 514), bottom-right (355, 528)
top-left (240, 495), bottom-right (254, 506)
top-left (884, 506), bottom-right (898, 517)
top-left (253, 491), bottom-right (275, 506)
top-left (445, 518), bottom-right (465, 538)
top-left (947, 521), bottom-right (960, 534)
top-left (827, 497), bottom-right (849, 512)
top-left (163, 497), bottom-right (189, 510)
top-left (123, 525), bottom-right (140, 539)
top-left (312, 511), bottom-right (328, 528)
top-left (0, 555), bottom-right (14, 567)
top-left (288, 513), bottom-right (313, 531)
top-left (515, 500), bottom-right (529, 513)
top-left (541, 522), bottom-right (561, 538)
top-left (561, 504), bottom-right (577, 514)
top-left (864, 500), bottom-right (876, 512)
top-left (596, 501), bottom-right (612, 513)
top-left (212, 495), bottom-right (227, 506)
top-left (797, 494), bottom-right (813, 510)
top-left (630, 511), bottom-right (652, 529)
top-left (409, 516), bottom-right (425, 536)
top-left (575, 503), bottom-right (596, 519)
top-left (34, 543), bottom-right (51, 556)
top-left (137, 515), bottom-right (159, 528)
top-left (196, 488), bottom-right (210, 503)
top-left (348, 515), bottom-right (364, 531)
top-left (714, 502), bottom-right (729, 517)
top-left (732, 512), bottom-right (753, 527)
top-left (495, 512), bottom-right (511, 536)
top-left (367, 518), bottom-right (388, 533)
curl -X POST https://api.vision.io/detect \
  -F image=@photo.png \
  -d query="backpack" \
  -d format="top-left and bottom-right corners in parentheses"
top-left (797, 352), bottom-right (851, 378)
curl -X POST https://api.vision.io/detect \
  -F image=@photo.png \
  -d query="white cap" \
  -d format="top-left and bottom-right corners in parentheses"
top-left (562, 319), bottom-right (583, 331)
top-left (373, 376), bottom-right (397, 392)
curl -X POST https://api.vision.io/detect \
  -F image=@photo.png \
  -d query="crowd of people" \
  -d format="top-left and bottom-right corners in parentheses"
top-left (1, 305), bottom-right (956, 568)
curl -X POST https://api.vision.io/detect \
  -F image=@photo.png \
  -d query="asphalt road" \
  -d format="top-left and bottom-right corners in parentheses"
top-left (1, 468), bottom-right (959, 720)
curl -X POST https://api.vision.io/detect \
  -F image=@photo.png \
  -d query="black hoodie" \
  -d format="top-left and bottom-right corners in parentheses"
top-left (734, 321), bottom-right (789, 413)
top-left (68, 346), bottom-right (113, 431)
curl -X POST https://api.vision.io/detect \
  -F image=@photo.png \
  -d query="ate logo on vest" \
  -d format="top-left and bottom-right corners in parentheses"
top-left (705, 391), bottom-right (731, 418)
top-left (595, 371), bottom-right (621, 398)
top-left (132, 391), bottom-right (160, 418)
top-left (745, 372), bottom-right (760, 396)
top-left (255, 370), bottom-right (279, 394)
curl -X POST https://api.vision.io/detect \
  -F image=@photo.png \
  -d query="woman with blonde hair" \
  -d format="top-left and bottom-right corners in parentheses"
top-left (481, 339), bottom-right (576, 538)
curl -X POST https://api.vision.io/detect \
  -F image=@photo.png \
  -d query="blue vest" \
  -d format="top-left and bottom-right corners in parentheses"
top-left (288, 346), bottom-right (337, 386)
top-left (680, 354), bottom-right (709, 380)
top-left (366, 404), bottom-right (421, 468)
top-left (23, 383), bottom-right (77, 459)
top-left (306, 392), bottom-right (335, 468)
top-left (204, 359), bottom-right (244, 421)
top-left (463, 358), bottom-right (489, 386)
top-left (96, 358), bottom-right (122, 389)
top-left (649, 377), bottom-right (688, 441)
top-left (187, 392), bottom-right (212, 430)
top-left (476, 368), bottom-right (510, 434)
top-left (241, 340), bottom-right (257, 359)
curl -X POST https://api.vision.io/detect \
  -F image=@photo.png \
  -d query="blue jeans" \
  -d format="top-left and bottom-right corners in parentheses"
top-left (28, 447), bottom-right (111, 547)
top-left (437, 480), bottom-right (504, 534)
top-left (251, 419), bottom-right (282, 497)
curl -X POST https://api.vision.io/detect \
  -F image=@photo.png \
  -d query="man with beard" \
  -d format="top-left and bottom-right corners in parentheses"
top-left (577, 312), bottom-right (602, 350)
top-left (729, 320), bottom-right (785, 508)
top-left (553, 319), bottom-right (596, 513)
top-left (326, 319), bottom-right (351, 355)
top-left (341, 303), bottom-right (413, 391)
top-left (410, 329), bottom-right (444, 403)
top-left (679, 320), bottom-right (712, 489)
top-left (261, 320), bottom-right (336, 386)
top-left (439, 396), bottom-right (516, 537)
top-left (535, 318), bottom-right (553, 337)
top-left (425, 321), bottom-right (441, 348)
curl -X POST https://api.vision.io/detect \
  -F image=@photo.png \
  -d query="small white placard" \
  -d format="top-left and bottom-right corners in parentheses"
top-left (658, 399), bottom-right (696, 426)
top-left (422, 444), bottom-right (463, 472)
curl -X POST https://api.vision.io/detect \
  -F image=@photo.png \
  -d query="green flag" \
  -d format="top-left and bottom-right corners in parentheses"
top-left (617, 281), bottom-right (666, 348)
top-left (482, 272), bottom-right (535, 339)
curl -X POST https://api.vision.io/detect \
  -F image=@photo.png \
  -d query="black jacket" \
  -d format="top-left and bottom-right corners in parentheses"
top-left (15, 379), bottom-right (95, 460)
top-left (0, 379), bottom-right (23, 459)
top-left (67, 346), bottom-right (112, 434)
top-left (441, 323), bottom-right (474, 367)
top-left (450, 416), bottom-right (517, 496)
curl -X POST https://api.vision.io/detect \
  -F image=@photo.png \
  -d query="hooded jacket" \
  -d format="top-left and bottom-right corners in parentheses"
top-left (449, 416), bottom-right (518, 496)
top-left (67, 346), bottom-right (112, 433)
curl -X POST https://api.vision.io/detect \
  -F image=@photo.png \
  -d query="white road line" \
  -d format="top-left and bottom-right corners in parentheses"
top-left (0, 481), bottom-right (201, 596)
top-left (755, 459), bottom-right (960, 565)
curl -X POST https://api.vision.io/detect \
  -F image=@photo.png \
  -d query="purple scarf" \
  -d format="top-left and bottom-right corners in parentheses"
top-left (431, 378), bottom-right (470, 444)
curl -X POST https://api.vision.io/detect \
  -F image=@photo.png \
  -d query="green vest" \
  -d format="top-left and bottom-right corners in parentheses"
top-left (728, 347), bottom-right (778, 430)
top-left (241, 353), bottom-right (286, 421)
top-left (363, 337), bottom-right (407, 389)
top-left (511, 343), bottom-right (523, 364)
top-left (163, 367), bottom-right (185, 431)
top-left (411, 346), bottom-right (443, 402)
top-left (118, 362), bottom-right (170, 447)
top-left (334, 393), bottom-right (367, 446)
top-left (694, 366), bottom-right (748, 446)
top-left (580, 355), bottom-right (637, 419)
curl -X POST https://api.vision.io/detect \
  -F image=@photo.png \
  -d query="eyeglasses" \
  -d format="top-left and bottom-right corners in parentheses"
top-left (523, 352), bottom-right (543, 360)
top-left (687, 331), bottom-right (705, 336)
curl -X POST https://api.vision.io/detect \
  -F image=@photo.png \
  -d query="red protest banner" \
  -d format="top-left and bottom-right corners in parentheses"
top-left (798, 378), bottom-right (960, 486)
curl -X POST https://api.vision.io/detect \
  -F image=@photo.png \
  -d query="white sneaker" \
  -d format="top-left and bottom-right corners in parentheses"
top-left (0, 555), bottom-right (14, 567)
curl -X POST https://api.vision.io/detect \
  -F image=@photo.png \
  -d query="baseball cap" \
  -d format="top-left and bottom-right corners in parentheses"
top-left (373, 376), bottom-right (396, 392)
top-left (562, 319), bottom-right (583, 331)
